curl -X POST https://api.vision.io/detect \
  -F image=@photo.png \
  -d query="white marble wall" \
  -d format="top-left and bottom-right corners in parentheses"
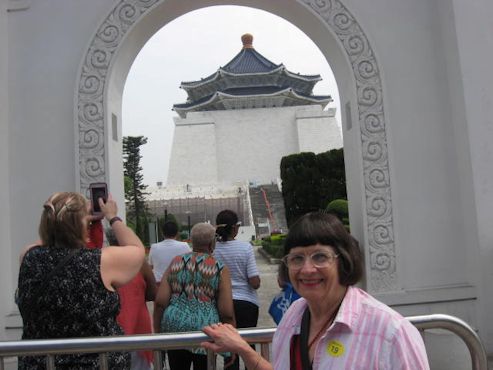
top-left (338, 0), bottom-right (492, 349)
top-left (341, 0), bottom-right (473, 289)
top-left (446, 0), bottom-right (493, 352)
top-left (296, 107), bottom-right (341, 153)
top-left (1, 0), bottom-right (117, 340)
top-left (0, 0), bottom-right (11, 341)
top-left (167, 119), bottom-right (218, 185)
top-left (167, 105), bottom-right (342, 185)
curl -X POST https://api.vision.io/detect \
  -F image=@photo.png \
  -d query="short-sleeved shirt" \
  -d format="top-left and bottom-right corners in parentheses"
top-left (149, 239), bottom-right (191, 282)
top-left (272, 286), bottom-right (430, 370)
top-left (17, 246), bottom-right (129, 369)
top-left (214, 240), bottom-right (259, 306)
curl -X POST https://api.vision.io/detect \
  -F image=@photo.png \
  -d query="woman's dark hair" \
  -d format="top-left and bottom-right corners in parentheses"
top-left (278, 262), bottom-right (291, 287)
top-left (39, 192), bottom-right (88, 249)
top-left (284, 212), bottom-right (363, 286)
top-left (215, 209), bottom-right (238, 242)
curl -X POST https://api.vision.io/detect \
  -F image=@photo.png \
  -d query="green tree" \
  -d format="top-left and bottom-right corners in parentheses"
top-left (280, 148), bottom-right (347, 226)
top-left (280, 152), bottom-right (320, 226)
top-left (123, 175), bottom-right (133, 196)
top-left (316, 149), bottom-right (347, 207)
top-left (123, 136), bottom-right (149, 243)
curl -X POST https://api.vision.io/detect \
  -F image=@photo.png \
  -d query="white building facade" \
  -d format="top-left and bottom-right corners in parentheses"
top-left (1, 1), bottom-right (493, 366)
top-left (167, 34), bottom-right (341, 186)
top-left (167, 106), bottom-right (341, 185)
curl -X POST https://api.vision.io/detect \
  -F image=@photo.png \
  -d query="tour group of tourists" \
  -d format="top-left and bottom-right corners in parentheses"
top-left (16, 191), bottom-right (430, 369)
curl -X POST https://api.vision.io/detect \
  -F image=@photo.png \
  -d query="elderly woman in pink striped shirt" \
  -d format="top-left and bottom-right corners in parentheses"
top-left (202, 212), bottom-right (430, 370)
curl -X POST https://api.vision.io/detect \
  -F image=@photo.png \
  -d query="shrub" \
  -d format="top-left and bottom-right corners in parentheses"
top-left (179, 231), bottom-right (189, 241)
top-left (281, 148), bottom-right (346, 226)
top-left (326, 199), bottom-right (350, 230)
top-left (326, 199), bottom-right (348, 219)
top-left (262, 243), bottom-right (284, 259)
top-left (261, 233), bottom-right (286, 258)
top-left (270, 234), bottom-right (284, 245)
top-left (261, 239), bottom-right (270, 250)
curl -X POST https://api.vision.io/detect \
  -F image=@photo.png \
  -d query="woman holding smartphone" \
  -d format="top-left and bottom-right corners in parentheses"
top-left (17, 191), bottom-right (145, 369)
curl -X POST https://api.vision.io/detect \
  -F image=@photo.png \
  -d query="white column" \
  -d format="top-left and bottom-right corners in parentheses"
top-left (0, 0), bottom-right (14, 341)
top-left (450, 0), bottom-right (493, 353)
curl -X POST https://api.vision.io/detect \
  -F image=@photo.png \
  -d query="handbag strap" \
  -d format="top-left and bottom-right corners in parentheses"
top-left (24, 248), bottom-right (80, 318)
top-left (299, 308), bottom-right (314, 370)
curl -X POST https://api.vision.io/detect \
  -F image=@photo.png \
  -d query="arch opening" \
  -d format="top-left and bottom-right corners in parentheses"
top-left (76, 0), bottom-right (395, 293)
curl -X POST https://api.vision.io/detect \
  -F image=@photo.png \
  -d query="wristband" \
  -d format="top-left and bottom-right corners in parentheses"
top-left (109, 216), bottom-right (122, 226)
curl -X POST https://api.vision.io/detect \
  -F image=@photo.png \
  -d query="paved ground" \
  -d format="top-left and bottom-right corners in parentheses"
top-left (254, 246), bottom-right (282, 329)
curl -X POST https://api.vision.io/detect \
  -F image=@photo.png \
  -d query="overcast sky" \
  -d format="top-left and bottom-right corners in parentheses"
top-left (122, 5), bottom-right (340, 187)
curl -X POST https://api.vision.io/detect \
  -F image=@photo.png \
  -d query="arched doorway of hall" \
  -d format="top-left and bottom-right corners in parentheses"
top-left (76, 0), bottom-right (395, 294)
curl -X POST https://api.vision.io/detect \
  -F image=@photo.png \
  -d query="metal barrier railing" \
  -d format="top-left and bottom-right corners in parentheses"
top-left (408, 314), bottom-right (488, 370)
top-left (0, 314), bottom-right (488, 370)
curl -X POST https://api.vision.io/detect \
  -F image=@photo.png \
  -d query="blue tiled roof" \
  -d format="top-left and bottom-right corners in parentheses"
top-left (222, 48), bottom-right (280, 73)
top-left (177, 35), bottom-right (329, 112)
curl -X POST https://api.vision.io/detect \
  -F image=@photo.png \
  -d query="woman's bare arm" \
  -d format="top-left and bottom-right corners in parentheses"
top-left (202, 324), bottom-right (272, 370)
top-left (100, 222), bottom-right (145, 289)
top-left (99, 197), bottom-right (145, 290)
top-left (248, 275), bottom-right (261, 290)
top-left (141, 259), bottom-right (157, 301)
top-left (153, 270), bottom-right (171, 333)
top-left (217, 267), bottom-right (236, 326)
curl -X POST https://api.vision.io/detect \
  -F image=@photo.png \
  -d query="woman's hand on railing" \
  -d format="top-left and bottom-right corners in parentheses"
top-left (202, 323), bottom-right (246, 353)
top-left (201, 324), bottom-right (273, 370)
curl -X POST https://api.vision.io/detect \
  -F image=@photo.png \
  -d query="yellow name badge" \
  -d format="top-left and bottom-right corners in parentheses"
top-left (327, 340), bottom-right (345, 357)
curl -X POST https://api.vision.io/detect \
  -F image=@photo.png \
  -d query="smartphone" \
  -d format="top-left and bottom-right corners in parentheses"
top-left (89, 182), bottom-right (108, 214)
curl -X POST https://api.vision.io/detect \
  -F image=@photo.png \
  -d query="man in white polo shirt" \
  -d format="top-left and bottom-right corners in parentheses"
top-left (149, 221), bottom-right (191, 284)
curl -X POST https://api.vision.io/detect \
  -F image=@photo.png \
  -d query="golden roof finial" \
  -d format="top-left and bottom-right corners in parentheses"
top-left (241, 33), bottom-right (254, 49)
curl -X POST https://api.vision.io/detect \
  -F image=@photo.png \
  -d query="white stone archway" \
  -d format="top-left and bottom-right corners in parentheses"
top-left (76, 0), bottom-right (395, 294)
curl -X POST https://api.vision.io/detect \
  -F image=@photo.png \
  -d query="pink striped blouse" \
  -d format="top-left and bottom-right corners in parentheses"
top-left (272, 286), bottom-right (430, 369)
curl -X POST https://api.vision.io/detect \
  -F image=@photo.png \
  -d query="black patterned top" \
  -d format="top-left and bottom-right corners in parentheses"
top-left (17, 246), bottom-right (130, 369)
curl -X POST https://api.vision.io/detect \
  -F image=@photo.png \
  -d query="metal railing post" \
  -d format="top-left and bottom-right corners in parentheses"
top-left (206, 350), bottom-right (216, 370)
top-left (260, 342), bottom-right (270, 362)
top-left (153, 349), bottom-right (163, 369)
top-left (98, 353), bottom-right (108, 370)
top-left (46, 354), bottom-right (55, 369)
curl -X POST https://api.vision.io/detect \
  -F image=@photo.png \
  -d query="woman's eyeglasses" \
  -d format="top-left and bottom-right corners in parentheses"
top-left (282, 251), bottom-right (339, 270)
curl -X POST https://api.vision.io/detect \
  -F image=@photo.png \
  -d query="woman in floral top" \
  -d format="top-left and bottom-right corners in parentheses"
top-left (154, 222), bottom-right (235, 370)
